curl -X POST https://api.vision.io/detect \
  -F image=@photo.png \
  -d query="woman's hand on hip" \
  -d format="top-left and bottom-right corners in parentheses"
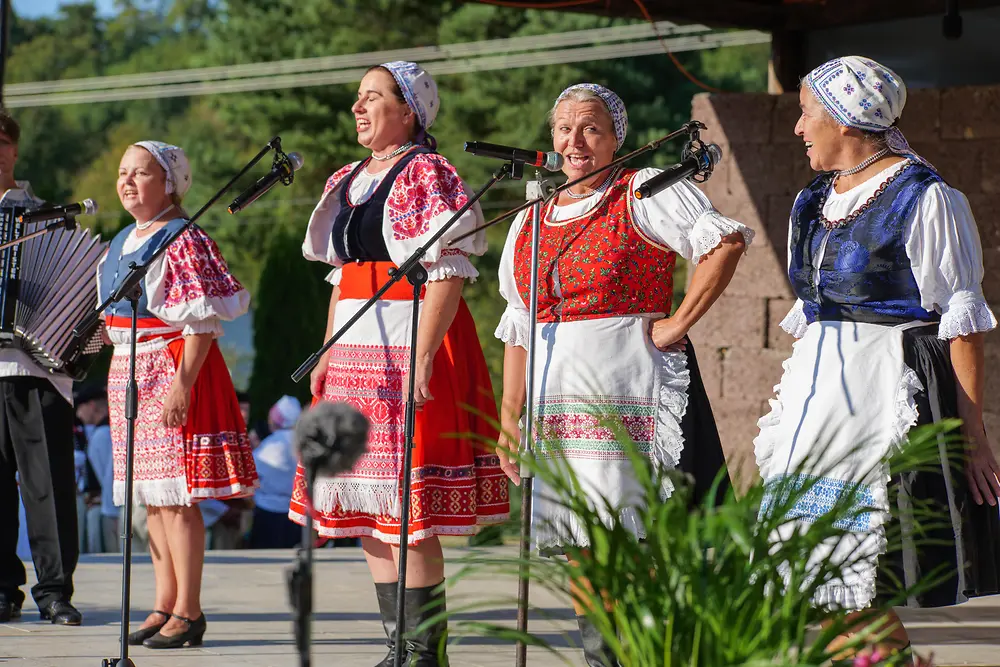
top-left (496, 418), bottom-right (521, 485)
top-left (965, 430), bottom-right (1000, 506)
top-left (161, 381), bottom-right (191, 429)
top-left (650, 317), bottom-right (689, 352)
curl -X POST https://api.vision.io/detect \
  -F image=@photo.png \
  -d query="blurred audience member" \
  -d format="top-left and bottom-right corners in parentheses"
top-left (248, 396), bottom-right (302, 549)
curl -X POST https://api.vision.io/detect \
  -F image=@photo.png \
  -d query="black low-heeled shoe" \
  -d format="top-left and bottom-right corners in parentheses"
top-left (127, 610), bottom-right (170, 646)
top-left (142, 613), bottom-right (206, 649)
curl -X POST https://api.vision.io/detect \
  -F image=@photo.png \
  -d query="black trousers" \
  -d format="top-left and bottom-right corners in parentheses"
top-left (0, 376), bottom-right (77, 609)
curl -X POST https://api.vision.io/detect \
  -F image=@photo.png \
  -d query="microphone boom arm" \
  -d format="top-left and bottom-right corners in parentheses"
top-left (448, 121), bottom-right (706, 245)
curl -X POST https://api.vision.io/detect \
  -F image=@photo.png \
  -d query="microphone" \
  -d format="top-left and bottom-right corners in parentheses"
top-left (293, 401), bottom-right (370, 478)
top-left (633, 144), bottom-right (723, 200)
top-left (228, 152), bottom-right (304, 214)
top-left (17, 199), bottom-right (97, 224)
top-left (464, 141), bottom-right (564, 172)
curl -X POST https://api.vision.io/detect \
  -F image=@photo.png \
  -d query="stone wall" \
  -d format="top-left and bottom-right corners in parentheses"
top-left (688, 86), bottom-right (1000, 487)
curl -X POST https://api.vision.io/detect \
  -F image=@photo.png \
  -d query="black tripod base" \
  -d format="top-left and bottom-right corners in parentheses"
top-left (102, 658), bottom-right (135, 666)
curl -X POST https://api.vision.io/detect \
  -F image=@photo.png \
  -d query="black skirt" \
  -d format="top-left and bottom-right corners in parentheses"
top-left (876, 325), bottom-right (1000, 607)
top-left (677, 338), bottom-right (731, 508)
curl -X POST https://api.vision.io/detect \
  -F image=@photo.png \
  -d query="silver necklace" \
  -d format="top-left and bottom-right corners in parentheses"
top-left (565, 168), bottom-right (617, 200)
top-left (837, 148), bottom-right (890, 177)
top-left (135, 204), bottom-right (175, 231)
top-left (371, 142), bottom-right (414, 161)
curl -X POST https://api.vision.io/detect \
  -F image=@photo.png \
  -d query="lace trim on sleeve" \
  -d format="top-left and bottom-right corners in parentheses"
top-left (779, 300), bottom-right (810, 338)
top-left (426, 252), bottom-right (479, 283)
top-left (938, 296), bottom-right (998, 339)
top-left (689, 210), bottom-right (755, 264)
top-left (494, 304), bottom-right (530, 348)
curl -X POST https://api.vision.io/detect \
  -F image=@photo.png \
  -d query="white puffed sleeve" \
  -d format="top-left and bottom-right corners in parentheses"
top-left (302, 162), bottom-right (358, 271)
top-left (382, 154), bottom-right (486, 283)
top-left (494, 209), bottom-right (531, 349)
top-left (144, 225), bottom-right (250, 337)
top-left (628, 168), bottom-right (754, 263)
top-left (906, 182), bottom-right (998, 340)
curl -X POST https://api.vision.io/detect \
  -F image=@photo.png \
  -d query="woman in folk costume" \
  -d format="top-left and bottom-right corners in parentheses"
top-left (293, 61), bottom-right (509, 666)
top-left (99, 141), bottom-right (257, 649)
top-left (494, 83), bottom-right (753, 666)
top-left (755, 56), bottom-right (1000, 659)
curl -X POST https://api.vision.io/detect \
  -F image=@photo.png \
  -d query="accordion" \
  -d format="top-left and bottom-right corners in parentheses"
top-left (0, 202), bottom-right (108, 381)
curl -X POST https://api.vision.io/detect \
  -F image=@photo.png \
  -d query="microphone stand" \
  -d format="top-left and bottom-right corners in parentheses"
top-left (74, 135), bottom-right (288, 667)
top-left (287, 464), bottom-right (318, 667)
top-left (0, 214), bottom-right (81, 251)
top-left (290, 158), bottom-right (525, 667)
top-left (449, 121), bottom-right (707, 667)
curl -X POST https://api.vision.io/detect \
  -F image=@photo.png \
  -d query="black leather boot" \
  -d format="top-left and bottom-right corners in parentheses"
top-left (576, 615), bottom-right (618, 667)
top-left (403, 583), bottom-right (448, 667)
top-left (374, 582), bottom-right (402, 667)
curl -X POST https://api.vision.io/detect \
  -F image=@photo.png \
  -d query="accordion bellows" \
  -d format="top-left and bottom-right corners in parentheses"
top-left (0, 213), bottom-right (109, 380)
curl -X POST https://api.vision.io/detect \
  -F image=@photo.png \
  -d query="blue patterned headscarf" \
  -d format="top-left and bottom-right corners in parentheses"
top-left (804, 56), bottom-right (933, 170)
top-left (554, 83), bottom-right (628, 150)
top-left (380, 61), bottom-right (439, 132)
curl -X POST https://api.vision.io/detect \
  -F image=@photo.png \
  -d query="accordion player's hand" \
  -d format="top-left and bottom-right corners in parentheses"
top-left (162, 381), bottom-right (191, 429)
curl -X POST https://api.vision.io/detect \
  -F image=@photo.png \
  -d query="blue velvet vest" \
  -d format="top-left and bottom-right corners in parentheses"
top-left (788, 162), bottom-right (942, 325)
top-left (100, 218), bottom-right (188, 319)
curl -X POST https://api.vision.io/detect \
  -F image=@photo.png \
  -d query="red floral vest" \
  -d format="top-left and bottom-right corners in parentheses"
top-left (514, 169), bottom-right (677, 323)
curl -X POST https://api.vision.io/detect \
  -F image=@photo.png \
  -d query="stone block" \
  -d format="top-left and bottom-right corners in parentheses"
top-left (982, 144), bottom-right (1000, 194)
top-left (765, 194), bottom-right (798, 253)
top-left (725, 242), bottom-right (795, 300)
top-left (693, 92), bottom-right (775, 145)
top-left (941, 86), bottom-right (1000, 140)
top-left (767, 297), bottom-right (799, 353)
top-left (966, 194), bottom-right (1000, 249)
top-left (983, 250), bottom-right (1000, 304)
top-left (771, 92), bottom-right (803, 144)
top-left (909, 141), bottom-right (983, 194)
top-left (711, 402), bottom-right (770, 492)
top-left (985, 412), bottom-right (1000, 458)
top-left (896, 88), bottom-right (941, 143)
top-left (690, 341), bottom-right (723, 400)
top-left (689, 295), bottom-right (766, 350)
top-left (728, 143), bottom-right (803, 200)
top-left (720, 346), bottom-right (788, 407)
top-left (984, 344), bottom-right (1000, 419)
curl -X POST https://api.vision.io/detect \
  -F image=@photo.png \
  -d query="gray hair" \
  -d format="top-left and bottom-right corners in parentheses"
top-left (547, 87), bottom-right (614, 129)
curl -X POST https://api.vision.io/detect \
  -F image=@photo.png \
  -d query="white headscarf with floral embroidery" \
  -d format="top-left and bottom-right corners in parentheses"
top-left (133, 140), bottom-right (192, 199)
top-left (554, 83), bottom-right (629, 151)
top-left (804, 56), bottom-right (934, 170)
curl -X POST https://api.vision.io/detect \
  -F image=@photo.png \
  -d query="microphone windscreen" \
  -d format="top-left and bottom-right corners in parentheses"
top-left (543, 152), bottom-right (564, 172)
top-left (293, 401), bottom-right (369, 478)
top-left (82, 198), bottom-right (98, 215)
top-left (706, 144), bottom-right (723, 167)
top-left (287, 152), bottom-right (305, 171)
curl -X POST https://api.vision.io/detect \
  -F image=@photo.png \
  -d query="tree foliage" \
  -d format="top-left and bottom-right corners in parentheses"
top-left (7, 0), bottom-right (768, 416)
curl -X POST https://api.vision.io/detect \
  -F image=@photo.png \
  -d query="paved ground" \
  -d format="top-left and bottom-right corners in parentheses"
top-left (1, 548), bottom-right (998, 666)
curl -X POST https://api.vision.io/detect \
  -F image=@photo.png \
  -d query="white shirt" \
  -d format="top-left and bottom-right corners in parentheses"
top-left (781, 160), bottom-right (997, 340)
top-left (252, 429), bottom-right (298, 514)
top-left (0, 182), bottom-right (73, 403)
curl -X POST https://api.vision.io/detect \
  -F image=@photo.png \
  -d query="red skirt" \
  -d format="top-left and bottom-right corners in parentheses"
top-left (288, 262), bottom-right (510, 544)
top-left (108, 316), bottom-right (258, 507)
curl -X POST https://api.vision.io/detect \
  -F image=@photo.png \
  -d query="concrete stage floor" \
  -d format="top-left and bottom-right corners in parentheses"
top-left (1, 547), bottom-right (999, 666)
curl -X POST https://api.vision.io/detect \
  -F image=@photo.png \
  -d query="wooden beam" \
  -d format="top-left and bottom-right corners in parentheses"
top-left (461, 0), bottom-right (786, 30)
top-left (768, 28), bottom-right (806, 94)
top-left (785, 0), bottom-right (1000, 30)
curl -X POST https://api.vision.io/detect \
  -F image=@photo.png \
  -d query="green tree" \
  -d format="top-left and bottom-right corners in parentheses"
top-left (247, 226), bottom-right (331, 424)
